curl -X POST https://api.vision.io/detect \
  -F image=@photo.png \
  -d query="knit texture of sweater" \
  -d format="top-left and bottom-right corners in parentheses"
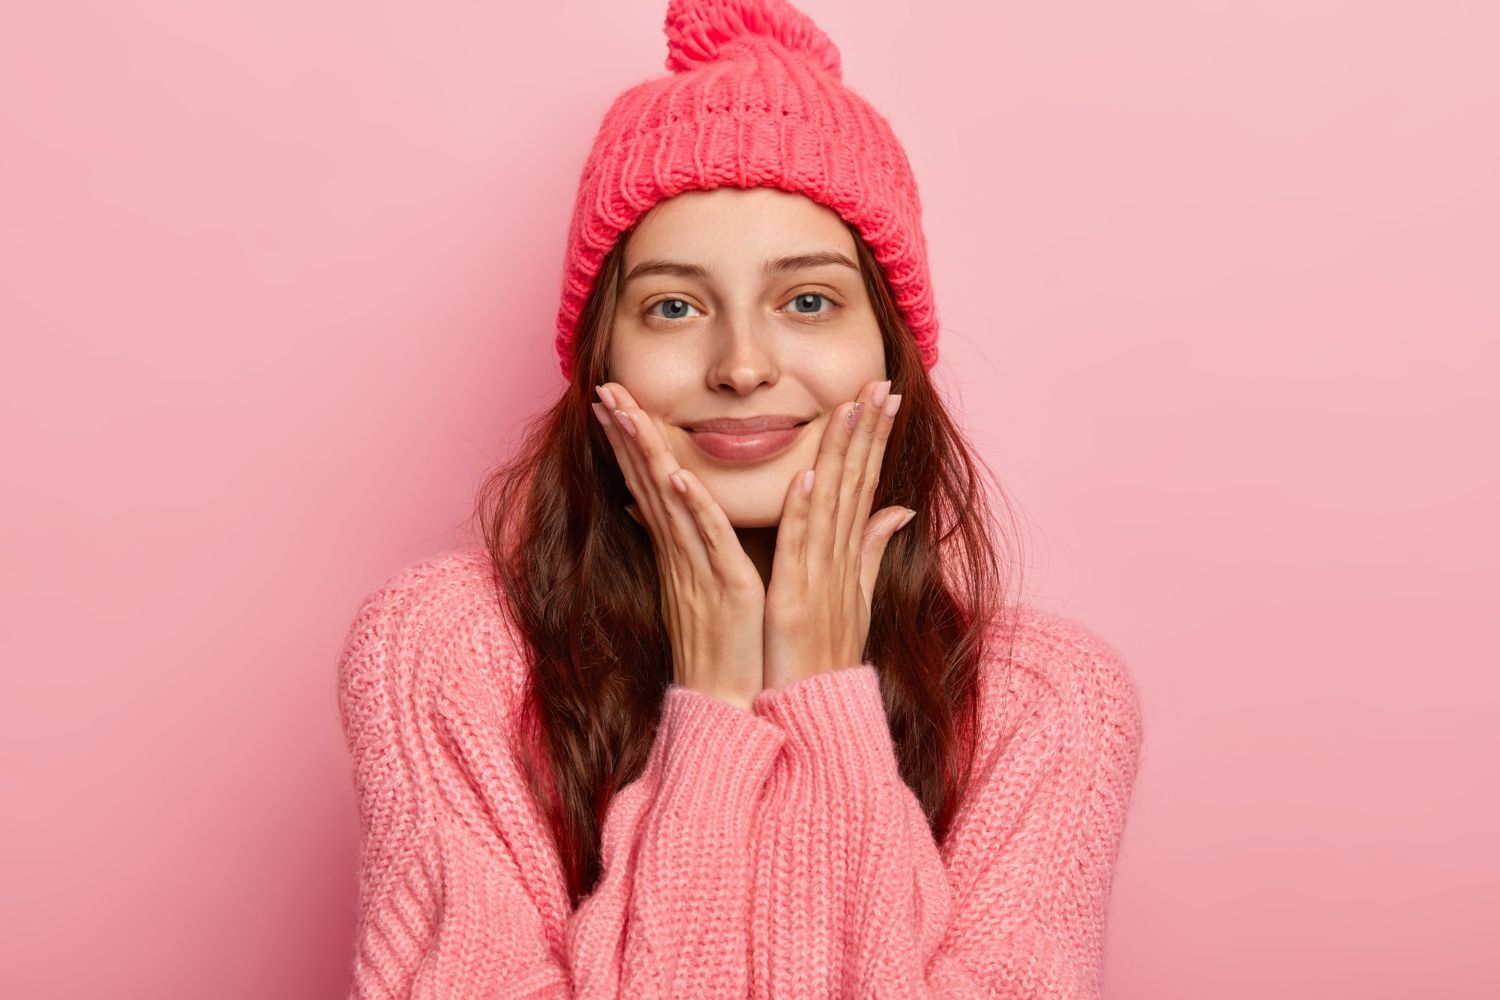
top-left (336, 547), bottom-right (1144, 998)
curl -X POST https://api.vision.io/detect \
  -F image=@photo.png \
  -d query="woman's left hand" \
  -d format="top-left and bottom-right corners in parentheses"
top-left (763, 377), bottom-right (915, 693)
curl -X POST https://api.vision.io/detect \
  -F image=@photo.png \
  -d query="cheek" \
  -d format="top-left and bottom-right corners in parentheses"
top-left (800, 351), bottom-right (888, 409)
top-left (789, 426), bottom-right (825, 471)
top-left (609, 354), bottom-right (696, 414)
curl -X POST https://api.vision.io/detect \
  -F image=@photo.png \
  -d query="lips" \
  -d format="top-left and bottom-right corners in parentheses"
top-left (685, 415), bottom-right (811, 463)
top-left (688, 415), bottom-right (806, 434)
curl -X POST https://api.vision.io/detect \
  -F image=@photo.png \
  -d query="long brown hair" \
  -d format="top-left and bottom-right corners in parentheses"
top-left (471, 218), bottom-right (1026, 907)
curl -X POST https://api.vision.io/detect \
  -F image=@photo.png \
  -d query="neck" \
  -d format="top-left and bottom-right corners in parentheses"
top-left (735, 526), bottom-right (778, 590)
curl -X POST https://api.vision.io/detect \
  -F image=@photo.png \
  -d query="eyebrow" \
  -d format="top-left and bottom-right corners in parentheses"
top-left (621, 250), bottom-right (859, 287)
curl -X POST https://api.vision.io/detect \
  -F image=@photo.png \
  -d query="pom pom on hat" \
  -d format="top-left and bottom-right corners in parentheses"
top-left (664, 0), bottom-right (842, 78)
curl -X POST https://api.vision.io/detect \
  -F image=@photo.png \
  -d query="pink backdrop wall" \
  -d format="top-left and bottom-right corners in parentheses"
top-left (3, 1), bottom-right (1495, 996)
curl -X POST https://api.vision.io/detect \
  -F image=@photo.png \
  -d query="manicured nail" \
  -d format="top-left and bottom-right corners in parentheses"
top-left (595, 384), bottom-right (618, 409)
top-left (845, 402), bottom-right (864, 429)
top-left (590, 401), bottom-right (610, 427)
top-left (801, 469), bottom-right (815, 495)
top-left (883, 393), bottom-right (902, 419)
top-left (613, 409), bottom-right (637, 437)
top-left (897, 508), bottom-right (917, 529)
top-left (872, 379), bottom-right (892, 410)
top-left (669, 471), bottom-right (687, 494)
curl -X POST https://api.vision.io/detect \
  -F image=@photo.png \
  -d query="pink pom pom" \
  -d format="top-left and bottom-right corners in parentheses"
top-left (664, 0), bottom-right (842, 78)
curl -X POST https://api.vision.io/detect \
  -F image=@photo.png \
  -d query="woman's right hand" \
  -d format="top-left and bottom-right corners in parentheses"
top-left (591, 382), bottom-right (766, 712)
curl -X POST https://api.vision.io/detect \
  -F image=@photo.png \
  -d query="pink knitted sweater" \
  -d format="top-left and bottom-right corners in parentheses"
top-left (337, 547), bottom-right (1144, 998)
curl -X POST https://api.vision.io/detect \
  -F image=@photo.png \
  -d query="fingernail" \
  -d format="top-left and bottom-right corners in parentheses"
top-left (845, 402), bottom-right (864, 429)
top-left (590, 402), bottom-right (609, 427)
top-left (883, 393), bottom-right (902, 419)
top-left (595, 384), bottom-right (617, 409)
top-left (801, 469), bottom-right (815, 495)
top-left (613, 409), bottom-right (637, 437)
top-left (669, 471), bottom-right (687, 494)
top-left (897, 508), bottom-right (917, 529)
top-left (872, 379), bottom-right (892, 410)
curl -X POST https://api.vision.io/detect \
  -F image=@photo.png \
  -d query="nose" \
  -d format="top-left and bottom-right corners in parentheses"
top-left (706, 315), bottom-right (779, 394)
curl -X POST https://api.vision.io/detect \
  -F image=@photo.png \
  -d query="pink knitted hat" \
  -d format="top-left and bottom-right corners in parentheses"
top-left (553, 0), bottom-right (940, 381)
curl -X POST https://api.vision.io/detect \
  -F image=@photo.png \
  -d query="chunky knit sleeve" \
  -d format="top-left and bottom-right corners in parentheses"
top-left (336, 569), bottom-right (787, 999)
top-left (747, 618), bottom-right (1145, 999)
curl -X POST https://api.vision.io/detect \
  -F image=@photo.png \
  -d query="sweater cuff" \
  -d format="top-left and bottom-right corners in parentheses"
top-left (648, 685), bottom-right (787, 835)
top-left (751, 664), bottom-right (903, 790)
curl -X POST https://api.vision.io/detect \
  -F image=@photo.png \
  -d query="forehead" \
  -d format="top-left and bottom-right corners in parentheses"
top-left (623, 187), bottom-right (857, 268)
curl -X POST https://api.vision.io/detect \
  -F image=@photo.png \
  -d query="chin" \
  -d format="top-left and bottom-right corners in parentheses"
top-left (722, 506), bottom-right (785, 530)
top-left (692, 471), bottom-right (796, 530)
top-left (703, 490), bottom-right (784, 529)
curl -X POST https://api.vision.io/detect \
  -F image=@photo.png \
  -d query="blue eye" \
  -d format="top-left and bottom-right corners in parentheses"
top-left (787, 292), bottom-right (834, 316)
top-left (647, 298), bottom-right (702, 321)
top-left (792, 290), bottom-right (840, 319)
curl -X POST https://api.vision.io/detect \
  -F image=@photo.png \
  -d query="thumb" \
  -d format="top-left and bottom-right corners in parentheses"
top-left (859, 506), bottom-right (916, 597)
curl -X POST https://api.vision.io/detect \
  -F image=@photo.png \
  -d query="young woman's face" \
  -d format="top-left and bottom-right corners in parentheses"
top-left (607, 187), bottom-right (887, 528)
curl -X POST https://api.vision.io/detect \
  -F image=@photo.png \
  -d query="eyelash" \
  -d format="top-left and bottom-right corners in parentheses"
top-left (644, 292), bottom-right (840, 323)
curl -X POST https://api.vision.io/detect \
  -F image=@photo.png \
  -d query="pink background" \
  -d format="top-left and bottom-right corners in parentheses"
top-left (3, 1), bottom-right (1496, 996)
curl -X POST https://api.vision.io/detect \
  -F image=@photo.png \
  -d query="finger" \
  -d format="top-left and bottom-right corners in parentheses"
top-left (600, 383), bottom-right (716, 565)
top-left (592, 395), bottom-right (680, 576)
top-left (805, 397), bottom-right (863, 563)
top-left (591, 397), bottom-right (663, 538)
top-left (590, 397), bottom-right (640, 506)
top-left (599, 383), bottom-right (677, 543)
top-left (854, 387), bottom-right (900, 546)
top-left (613, 404), bottom-right (704, 560)
top-left (771, 465), bottom-right (815, 580)
top-left (671, 466), bottom-right (759, 588)
top-left (836, 379), bottom-right (887, 559)
top-left (858, 506), bottom-right (916, 601)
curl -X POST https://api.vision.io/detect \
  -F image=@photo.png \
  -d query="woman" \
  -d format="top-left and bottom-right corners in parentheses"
top-left (337, 1), bottom-right (1144, 997)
